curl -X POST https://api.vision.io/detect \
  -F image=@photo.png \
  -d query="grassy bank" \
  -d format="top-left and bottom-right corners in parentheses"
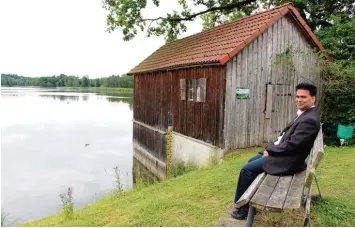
top-left (24, 147), bottom-right (355, 227)
top-left (1, 86), bottom-right (134, 94)
top-left (58, 87), bottom-right (133, 94)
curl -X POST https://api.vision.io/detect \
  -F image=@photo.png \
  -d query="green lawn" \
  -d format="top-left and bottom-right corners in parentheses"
top-left (23, 147), bottom-right (355, 227)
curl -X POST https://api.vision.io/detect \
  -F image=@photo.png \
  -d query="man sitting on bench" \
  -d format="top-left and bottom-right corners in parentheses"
top-left (231, 83), bottom-right (321, 220)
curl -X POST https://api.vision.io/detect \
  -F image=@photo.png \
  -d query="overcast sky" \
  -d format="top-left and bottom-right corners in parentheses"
top-left (0, 0), bottom-right (203, 78)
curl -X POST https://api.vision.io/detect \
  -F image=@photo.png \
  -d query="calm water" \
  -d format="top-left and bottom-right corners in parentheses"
top-left (1, 87), bottom-right (133, 225)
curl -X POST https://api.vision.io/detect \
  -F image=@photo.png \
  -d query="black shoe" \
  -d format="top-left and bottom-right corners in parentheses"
top-left (231, 207), bottom-right (249, 220)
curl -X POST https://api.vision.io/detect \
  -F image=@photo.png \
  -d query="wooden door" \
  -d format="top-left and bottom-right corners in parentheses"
top-left (264, 84), bottom-right (295, 142)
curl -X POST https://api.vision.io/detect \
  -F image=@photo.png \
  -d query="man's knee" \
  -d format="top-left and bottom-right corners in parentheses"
top-left (240, 165), bottom-right (254, 178)
top-left (247, 154), bottom-right (262, 163)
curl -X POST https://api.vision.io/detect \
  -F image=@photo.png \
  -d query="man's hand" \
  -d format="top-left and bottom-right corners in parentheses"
top-left (263, 150), bottom-right (269, 157)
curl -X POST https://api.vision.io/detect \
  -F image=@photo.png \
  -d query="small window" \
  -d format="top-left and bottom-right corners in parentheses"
top-left (196, 80), bottom-right (201, 101)
top-left (180, 79), bottom-right (186, 100)
top-left (196, 78), bottom-right (206, 102)
top-left (187, 79), bottom-right (196, 101)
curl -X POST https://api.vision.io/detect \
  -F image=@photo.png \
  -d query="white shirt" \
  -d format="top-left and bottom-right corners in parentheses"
top-left (274, 105), bottom-right (315, 145)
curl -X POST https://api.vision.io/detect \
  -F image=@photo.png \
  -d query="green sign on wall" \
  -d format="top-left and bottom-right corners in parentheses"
top-left (236, 88), bottom-right (250, 99)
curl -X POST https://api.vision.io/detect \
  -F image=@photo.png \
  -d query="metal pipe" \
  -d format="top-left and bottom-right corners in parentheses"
top-left (246, 206), bottom-right (256, 227)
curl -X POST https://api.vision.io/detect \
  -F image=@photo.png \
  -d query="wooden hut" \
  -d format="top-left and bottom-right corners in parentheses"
top-left (128, 2), bottom-right (329, 178)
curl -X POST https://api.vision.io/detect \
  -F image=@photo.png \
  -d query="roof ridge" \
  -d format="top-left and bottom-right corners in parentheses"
top-left (166, 2), bottom-right (294, 46)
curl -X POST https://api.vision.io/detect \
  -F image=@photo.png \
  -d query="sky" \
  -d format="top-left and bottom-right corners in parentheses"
top-left (0, 0), bottom-right (203, 79)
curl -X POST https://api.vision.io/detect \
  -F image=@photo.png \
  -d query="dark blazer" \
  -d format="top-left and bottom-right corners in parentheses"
top-left (263, 107), bottom-right (320, 175)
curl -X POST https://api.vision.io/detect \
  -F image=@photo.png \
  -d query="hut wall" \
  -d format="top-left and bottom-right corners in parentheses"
top-left (133, 65), bottom-right (226, 174)
top-left (224, 14), bottom-right (322, 150)
top-left (171, 65), bottom-right (226, 148)
top-left (133, 71), bottom-right (171, 171)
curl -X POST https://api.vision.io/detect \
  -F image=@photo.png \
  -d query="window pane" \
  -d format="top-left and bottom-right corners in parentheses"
top-left (196, 80), bottom-right (201, 102)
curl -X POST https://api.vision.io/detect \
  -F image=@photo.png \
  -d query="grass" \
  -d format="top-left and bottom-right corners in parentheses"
top-left (23, 146), bottom-right (355, 227)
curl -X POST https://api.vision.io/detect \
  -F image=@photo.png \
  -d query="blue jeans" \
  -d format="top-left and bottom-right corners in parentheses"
top-left (234, 153), bottom-right (266, 206)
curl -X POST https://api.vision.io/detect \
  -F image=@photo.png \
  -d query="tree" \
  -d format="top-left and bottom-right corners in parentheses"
top-left (95, 78), bottom-right (101, 87)
top-left (81, 75), bottom-right (90, 87)
top-left (316, 15), bottom-right (355, 69)
top-left (119, 75), bottom-right (134, 88)
top-left (102, 0), bottom-right (354, 42)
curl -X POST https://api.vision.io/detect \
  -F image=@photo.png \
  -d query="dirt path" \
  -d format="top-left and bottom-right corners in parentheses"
top-left (215, 205), bottom-right (247, 227)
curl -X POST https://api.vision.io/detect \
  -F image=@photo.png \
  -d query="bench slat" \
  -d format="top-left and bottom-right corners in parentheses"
top-left (266, 176), bottom-right (293, 212)
top-left (266, 176), bottom-right (292, 212)
top-left (235, 172), bottom-right (266, 207)
top-left (283, 170), bottom-right (307, 212)
top-left (250, 175), bottom-right (279, 210)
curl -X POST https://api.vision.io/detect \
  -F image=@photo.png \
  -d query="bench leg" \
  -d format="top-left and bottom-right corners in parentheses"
top-left (246, 206), bottom-right (256, 227)
top-left (304, 186), bottom-right (312, 227)
top-left (304, 217), bottom-right (312, 227)
top-left (312, 174), bottom-right (322, 200)
top-left (285, 214), bottom-right (289, 227)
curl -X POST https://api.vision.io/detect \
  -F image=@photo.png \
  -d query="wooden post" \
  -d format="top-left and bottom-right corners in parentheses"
top-left (166, 126), bottom-right (173, 177)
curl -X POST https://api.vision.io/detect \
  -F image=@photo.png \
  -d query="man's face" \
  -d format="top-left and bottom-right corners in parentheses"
top-left (296, 89), bottom-right (315, 111)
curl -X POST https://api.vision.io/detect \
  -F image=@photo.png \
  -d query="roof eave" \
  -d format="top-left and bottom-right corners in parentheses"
top-left (128, 61), bottom-right (222, 75)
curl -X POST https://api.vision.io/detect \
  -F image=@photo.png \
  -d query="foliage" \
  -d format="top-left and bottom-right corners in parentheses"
top-left (59, 187), bottom-right (74, 220)
top-left (275, 0), bottom-right (354, 30)
top-left (320, 74), bottom-right (355, 145)
top-left (208, 147), bottom-right (220, 165)
top-left (102, 0), bottom-right (354, 42)
top-left (113, 166), bottom-right (124, 194)
top-left (170, 161), bottom-right (198, 178)
top-left (316, 15), bottom-right (355, 69)
top-left (23, 147), bottom-right (355, 227)
top-left (1, 73), bottom-right (134, 89)
top-left (315, 16), bottom-right (355, 145)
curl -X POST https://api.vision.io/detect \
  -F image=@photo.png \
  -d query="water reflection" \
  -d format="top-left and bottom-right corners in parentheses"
top-left (1, 87), bottom-right (134, 224)
top-left (36, 94), bottom-right (133, 110)
top-left (106, 97), bottom-right (134, 111)
top-left (40, 95), bottom-right (80, 102)
top-left (82, 95), bottom-right (89, 102)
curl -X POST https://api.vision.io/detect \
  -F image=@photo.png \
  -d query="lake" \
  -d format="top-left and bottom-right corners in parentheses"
top-left (1, 87), bottom-right (134, 225)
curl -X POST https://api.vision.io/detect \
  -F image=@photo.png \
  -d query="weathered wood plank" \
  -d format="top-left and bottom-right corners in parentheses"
top-left (240, 48), bottom-right (248, 147)
top-left (258, 32), bottom-right (266, 145)
top-left (283, 170), bottom-right (307, 212)
top-left (235, 54), bottom-right (242, 148)
top-left (266, 176), bottom-right (293, 212)
top-left (224, 60), bottom-right (233, 149)
top-left (236, 172), bottom-right (266, 207)
top-left (250, 175), bottom-right (279, 210)
top-left (266, 27), bottom-right (273, 84)
top-left (253, 37), bottom-right (259, 146)
top-left (218, 68), bottom-right (226, 148)
top-left (272, 22), bottom-right (279, 84)
top-left (265, 84), bottom-right (273, 119)
top-left (231, 56), bottom-right (237, 149)
top-left (246, 43), bottom-right (253, 147)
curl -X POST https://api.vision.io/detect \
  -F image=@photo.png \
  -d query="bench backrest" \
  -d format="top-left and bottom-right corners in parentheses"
top-left (305, 126), bottom-right (324, 187)
top-left (307, 126), bottom-right (324, 169)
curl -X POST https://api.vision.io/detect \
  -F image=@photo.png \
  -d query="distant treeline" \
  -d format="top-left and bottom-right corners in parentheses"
top-left (1, 73), bottom-right (133, 88)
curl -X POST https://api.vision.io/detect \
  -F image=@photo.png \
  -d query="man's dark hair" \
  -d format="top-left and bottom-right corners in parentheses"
top-left (296, 83), bottom-right (317, 96)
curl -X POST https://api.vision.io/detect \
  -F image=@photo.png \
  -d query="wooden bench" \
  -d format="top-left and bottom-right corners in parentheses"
top-left (235, 127), bottom-right (324, 227)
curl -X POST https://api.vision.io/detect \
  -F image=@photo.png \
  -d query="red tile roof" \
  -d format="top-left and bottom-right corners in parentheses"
top-left (129, 2), bottom-right (329, 74)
